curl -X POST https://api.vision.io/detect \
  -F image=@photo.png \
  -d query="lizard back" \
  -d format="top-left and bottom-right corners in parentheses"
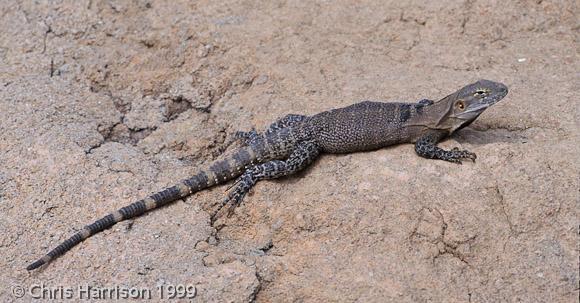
top-left (305, 101), bottom-right (426, 153)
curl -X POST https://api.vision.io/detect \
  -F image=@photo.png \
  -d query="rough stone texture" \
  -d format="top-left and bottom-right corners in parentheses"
top-left (0, 1), bottom-right (577, 302)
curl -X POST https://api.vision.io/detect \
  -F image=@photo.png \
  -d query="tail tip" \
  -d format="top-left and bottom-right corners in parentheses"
top-left (26, 260), bottom-right (45, 271)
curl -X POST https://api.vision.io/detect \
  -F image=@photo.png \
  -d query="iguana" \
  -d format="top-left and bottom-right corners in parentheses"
top-left (27, 79), bottom-right (508, 270)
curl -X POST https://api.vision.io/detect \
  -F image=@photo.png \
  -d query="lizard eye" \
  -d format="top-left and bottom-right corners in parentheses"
top-left (473, 89), bottom-right (488, 97)
top-left (455, 100), bottom-right (466, 110)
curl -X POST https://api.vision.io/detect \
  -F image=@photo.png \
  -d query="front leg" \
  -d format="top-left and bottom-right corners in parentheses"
top-left (415, 132), bottom-right (476, 164)
top-left (214, 140), bottom-right (320, 219)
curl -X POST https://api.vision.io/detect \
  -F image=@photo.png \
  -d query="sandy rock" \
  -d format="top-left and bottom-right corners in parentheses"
top-left (0, 0), bottom-right (577, 302)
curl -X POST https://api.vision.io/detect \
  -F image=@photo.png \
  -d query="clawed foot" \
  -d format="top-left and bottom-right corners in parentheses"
top-left (446, 147), bottom-right (477, 164)
top-left (211, 172), bottom-right (256, 222)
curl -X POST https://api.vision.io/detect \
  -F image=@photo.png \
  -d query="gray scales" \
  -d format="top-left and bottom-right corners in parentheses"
top-left (27, 79), bottom-right (509, 270)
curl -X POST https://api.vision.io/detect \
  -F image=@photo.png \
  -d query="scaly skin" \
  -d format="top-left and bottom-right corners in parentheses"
top-left (27, 79), bottom-right (508, 271)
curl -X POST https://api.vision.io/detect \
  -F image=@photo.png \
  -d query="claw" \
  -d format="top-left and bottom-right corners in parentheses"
top-left (216, 183), bottom-right (243, 219)
top-left (212, 194), bottom-right (239, 222)
top-left (462, 150), bottom-right (476, 162)
top-left (210, 207), bottom-right (223, 223)
top-left (223, 189), bottom-right (247, 217)
top-left (226, 202), bottom-right (239, 217)
top-left (467, 155), bottom-right (476, 162)
top-left (219, 172), bottom-right (255, 220)
top-left (224, 178), bottom-right (242, 193)
top-left (213, 199), bottom-right (229, 220)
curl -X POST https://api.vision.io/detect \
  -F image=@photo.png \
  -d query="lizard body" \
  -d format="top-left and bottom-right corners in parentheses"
top-left (27, 79), bottom-right (508, 270)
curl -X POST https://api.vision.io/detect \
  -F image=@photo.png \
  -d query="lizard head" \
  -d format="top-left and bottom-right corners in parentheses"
top-left (431, 79), bottom-right (508, 133)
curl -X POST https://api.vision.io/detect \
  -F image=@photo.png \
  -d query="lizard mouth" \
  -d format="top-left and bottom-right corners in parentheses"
top-left (465, 102), bottom-right (491, 114)
top-left (452, 102), bottom-right (491, 120)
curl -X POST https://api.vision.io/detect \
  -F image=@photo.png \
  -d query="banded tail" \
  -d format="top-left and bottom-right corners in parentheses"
top-left (27, 145), bottom-right (261, 270)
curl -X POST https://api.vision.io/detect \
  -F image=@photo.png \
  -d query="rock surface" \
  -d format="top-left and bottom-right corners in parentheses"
top-left (0, 1), bottom-right (577, 302)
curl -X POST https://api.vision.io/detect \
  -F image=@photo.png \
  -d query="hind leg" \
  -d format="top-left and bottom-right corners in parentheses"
top-left (214, 140), bottom-right (320, 219)
top-left (229, 114), bottom-right (307, 148)
top-left (265, 114), bottom-right (307, 135)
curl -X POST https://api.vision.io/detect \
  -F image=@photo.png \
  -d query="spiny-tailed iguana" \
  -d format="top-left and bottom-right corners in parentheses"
top-left (27, 79), bottom-right (508, 270)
